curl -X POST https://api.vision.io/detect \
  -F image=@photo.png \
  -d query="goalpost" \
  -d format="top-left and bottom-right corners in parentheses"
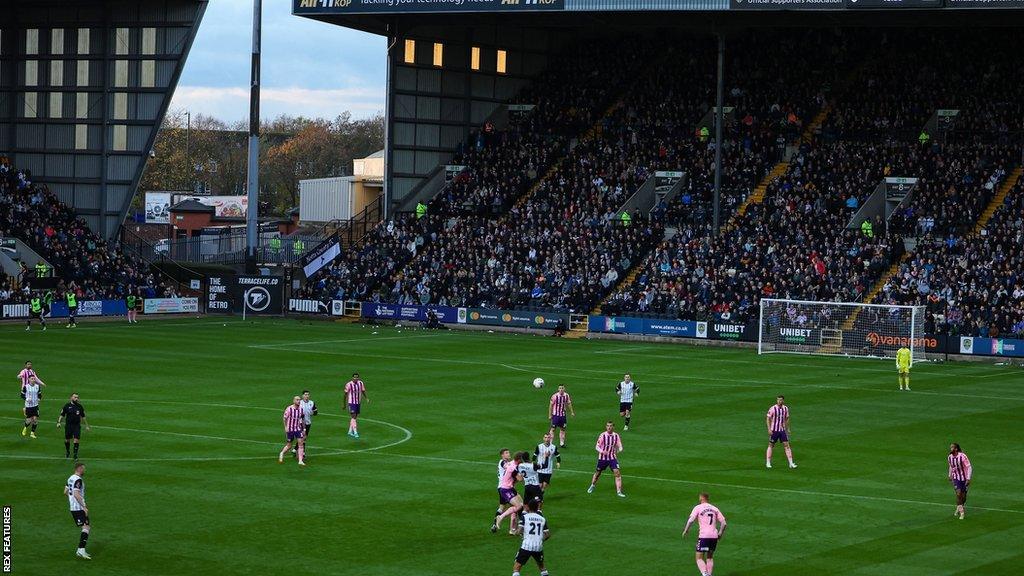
top-left (758, 298), bottom-right (927, 363)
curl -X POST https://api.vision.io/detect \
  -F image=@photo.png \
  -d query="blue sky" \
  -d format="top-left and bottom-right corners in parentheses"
top-left (170, 0), bottom-right (386, 122)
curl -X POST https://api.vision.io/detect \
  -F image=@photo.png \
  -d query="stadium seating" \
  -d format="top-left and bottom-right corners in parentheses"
top-left (877, 176), bottom-right (1024, 338)
top-left (0, 162), bottom-right (166, 304)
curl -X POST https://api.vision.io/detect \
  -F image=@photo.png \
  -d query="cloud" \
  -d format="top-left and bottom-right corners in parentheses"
top-left (170, 85), bottom-right (385, 122)
top-left (174, 0), bottom-right (387, 121)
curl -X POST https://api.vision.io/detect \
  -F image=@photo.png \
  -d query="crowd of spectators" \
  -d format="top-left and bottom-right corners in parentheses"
top-left (294, 214), bottom-right (441, 303)
top-left (877, 178), bottom-right (1024, 338)
top-left (0, 161), bottom-right (169, 306)
top-left (435, 40), bottom-right (656, 217)
top-left (825, 31), bottom-right (1024, 140)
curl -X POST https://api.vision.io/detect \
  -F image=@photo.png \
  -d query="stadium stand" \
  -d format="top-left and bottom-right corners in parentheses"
top-left (877, 175), bottom-right (1024, 338)
top-left (0, 161), bottom-right (170, 305)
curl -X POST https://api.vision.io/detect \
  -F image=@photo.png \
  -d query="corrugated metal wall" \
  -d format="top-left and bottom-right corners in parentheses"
top-left (0, 0), bottom-right (207, 240)
top-left (299, 177), bottom-right (354, 223)
top-left (386, 26), bottom-right (556, 211)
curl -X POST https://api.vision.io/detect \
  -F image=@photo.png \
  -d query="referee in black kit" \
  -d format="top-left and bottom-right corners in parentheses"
top-left (57, 393), bottom-right (91, 460)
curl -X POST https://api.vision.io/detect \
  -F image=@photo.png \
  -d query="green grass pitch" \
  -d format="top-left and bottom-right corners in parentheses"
top-left (2, 318), bottom-right (1023, 575)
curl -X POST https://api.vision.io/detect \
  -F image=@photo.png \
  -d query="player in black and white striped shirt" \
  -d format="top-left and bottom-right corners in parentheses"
top-left (616, 373), bottom-right (638, 431)
top-left (64, 462), bottom-right (91, 560)
top-left (516, 452), bottom-right (544, 509)
top-left (512, 499), bottom-right (549, 576)
top-left (534, 434), bottom-right (560, 492)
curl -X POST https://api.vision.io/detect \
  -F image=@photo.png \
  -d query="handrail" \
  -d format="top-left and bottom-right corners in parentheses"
top-left (119, 227), bottom-right (201, 292)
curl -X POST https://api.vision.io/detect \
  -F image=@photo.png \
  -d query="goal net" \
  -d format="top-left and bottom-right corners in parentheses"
top-left (758, 298), bottom-right (927, 363)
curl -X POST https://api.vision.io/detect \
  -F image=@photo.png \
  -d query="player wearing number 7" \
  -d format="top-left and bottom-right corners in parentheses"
top-left (765, 395), bottom-right (796, 469)
top-left (682, 493), bottom-right (727, 576)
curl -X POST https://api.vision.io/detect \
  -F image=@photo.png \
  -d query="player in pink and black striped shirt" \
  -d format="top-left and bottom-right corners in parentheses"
top-left (278, 396), bottom-right (305, 466)
top-left (948, 443), bottom-right (973, 519)
top-left (587, 421), bottom-right (625, 498)
top-left (765, 395), bottom-right (797, 469)
top-left (17, 360), bottom-right (42, 395)
top-left (344, 372), bottom-right (369, 438)
top-left (547, 385), bottom-right (574, 448)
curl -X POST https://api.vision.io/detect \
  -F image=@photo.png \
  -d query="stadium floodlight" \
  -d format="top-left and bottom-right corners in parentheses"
top-left (758, 298), bottom-right (927, 364)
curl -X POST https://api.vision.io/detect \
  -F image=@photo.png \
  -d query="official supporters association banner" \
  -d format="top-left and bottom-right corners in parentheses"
top-left (294, 0), bottom-right (566, 15)
top-left (465, 308), bottom-right (568, 330)
top-left (288, 299), bottom-right (331, 314)
top-left (0, 238), bottom-right (16, 254)
top-left (360, 302), bottom-right (461, 323)
top-left (144, 298), bottom-right (200, 314)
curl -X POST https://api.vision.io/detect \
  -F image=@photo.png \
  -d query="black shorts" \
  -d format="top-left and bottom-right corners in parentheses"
top-left (525, 485), bottom-right (544, 503)
top-left (515, 548), bottom-right (544, 566)
top-left (538, 473), bottom-right (552, 485)
top-left (24, 406), bottom-right (39, 418)
top-left (304, 424), bottom-right (312, 436)
top-left (68, 306), bottom-right (78, 318)
top-left (65, 425), bottom-right (81, 440)
top-left (619, 402), bottom-right (633, 412)
top-left (30, 310), bottom-right (43, 320)
top-left (696, 538), bottom-right (718, 553)
top-left (71, 510), bottom-right (89, 527)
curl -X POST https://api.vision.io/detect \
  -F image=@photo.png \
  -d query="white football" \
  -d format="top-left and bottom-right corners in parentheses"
top-left (533, 378), bottom-right (545, 389)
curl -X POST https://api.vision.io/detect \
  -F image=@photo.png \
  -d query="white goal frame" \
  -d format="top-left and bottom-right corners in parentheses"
top-left (757, 298), bottom-right (927, 363)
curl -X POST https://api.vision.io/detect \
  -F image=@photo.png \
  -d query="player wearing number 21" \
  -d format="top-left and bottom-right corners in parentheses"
top-left (682, 492), bottom-right (727, 576)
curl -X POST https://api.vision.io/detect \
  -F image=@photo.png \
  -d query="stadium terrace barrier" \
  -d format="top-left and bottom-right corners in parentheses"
top-left (143, 298), bottom-right (200, 314)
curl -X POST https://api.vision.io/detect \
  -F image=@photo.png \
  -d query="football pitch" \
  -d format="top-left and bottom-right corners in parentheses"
top-left (2, 317), bottom-right (1023, 575)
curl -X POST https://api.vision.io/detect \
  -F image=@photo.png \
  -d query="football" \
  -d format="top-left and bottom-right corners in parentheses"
top-left (533, 378), bottom-right (545, 388)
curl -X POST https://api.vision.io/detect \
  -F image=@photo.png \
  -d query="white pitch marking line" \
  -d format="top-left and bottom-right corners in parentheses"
top-left (0, 397), bottom-right (413, 463)
top-left (500, 364), bottom-right (532, 373)
top-left (249, 333), bottom-right (448, 348)
top-left (592, 348), bottom-right (1014, 379)
top-left (4, 404), bottom-right (1020, 515)
top-left (253, 346), bottom-right (1024, 402)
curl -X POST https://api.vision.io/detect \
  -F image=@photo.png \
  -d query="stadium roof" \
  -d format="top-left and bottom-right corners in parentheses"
top-left (295, 1), bottom-right (1024, 36)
